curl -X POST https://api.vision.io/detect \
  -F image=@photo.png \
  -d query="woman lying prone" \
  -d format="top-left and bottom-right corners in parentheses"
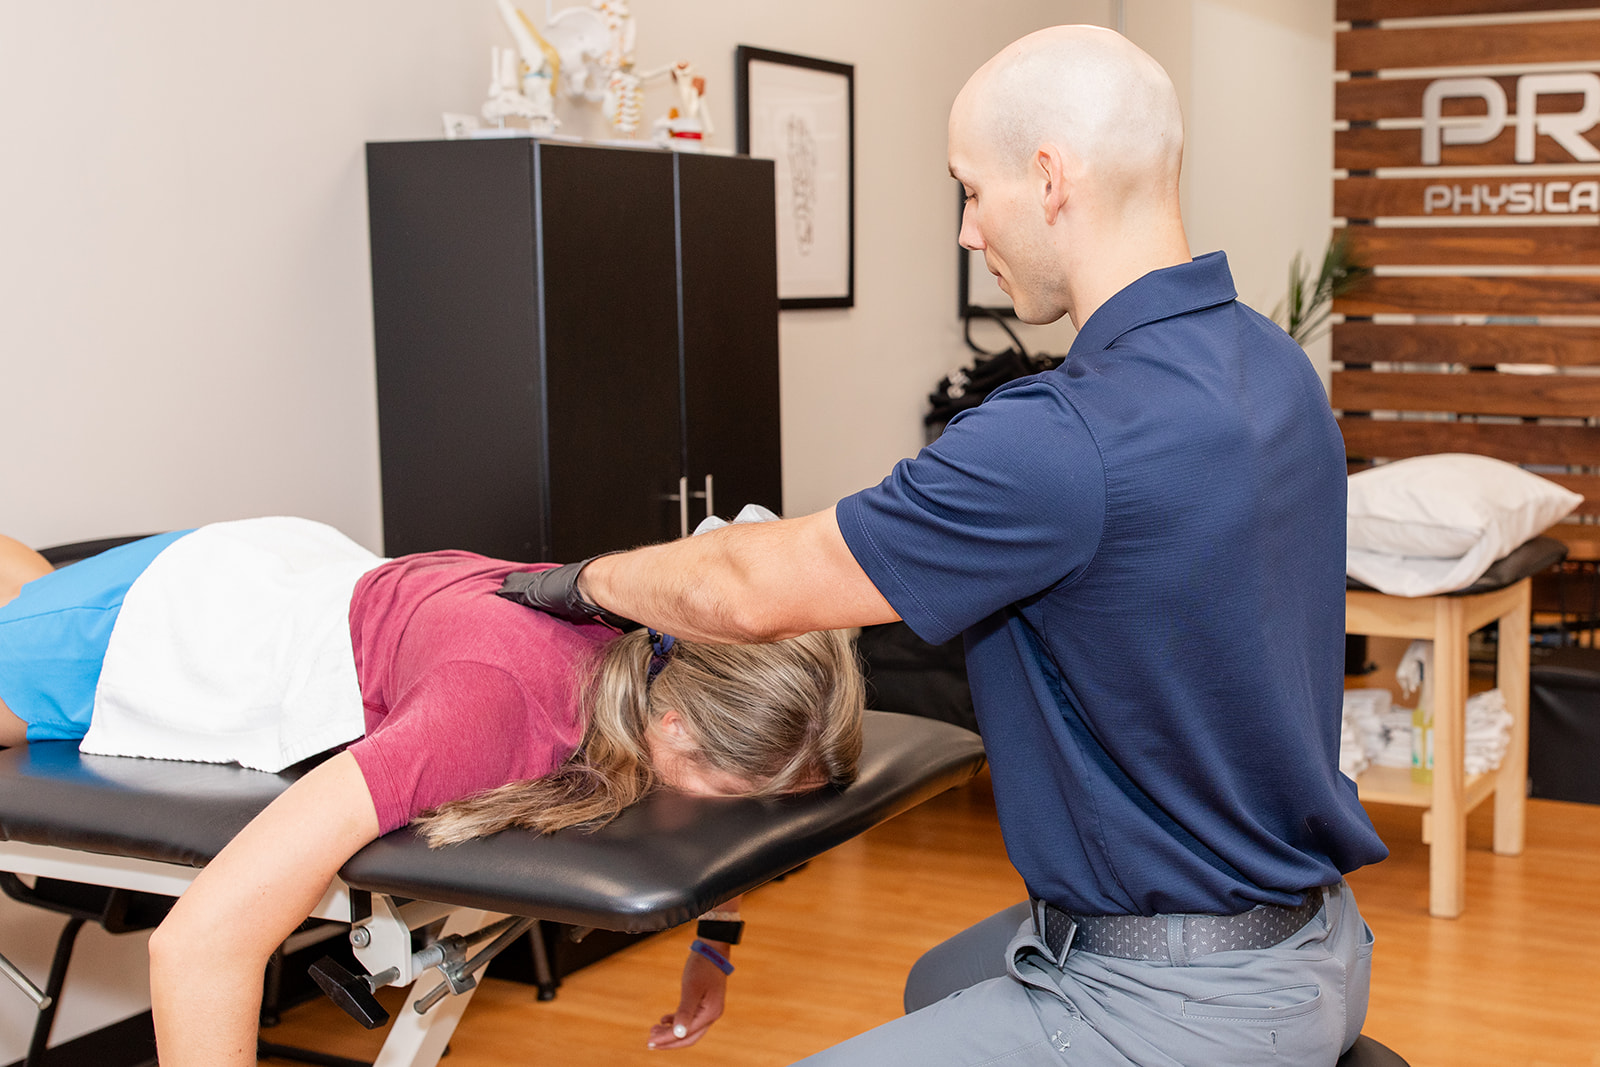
top-left (0, 517), bottom-right (864, 1067)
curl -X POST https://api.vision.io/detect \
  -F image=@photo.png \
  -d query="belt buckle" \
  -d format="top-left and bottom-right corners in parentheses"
top-left (1032, 899), bottom-right (1077, 968)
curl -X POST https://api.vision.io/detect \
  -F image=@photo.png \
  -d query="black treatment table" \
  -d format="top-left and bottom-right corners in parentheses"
top-left (0, 710), bottom-right (986, 1066)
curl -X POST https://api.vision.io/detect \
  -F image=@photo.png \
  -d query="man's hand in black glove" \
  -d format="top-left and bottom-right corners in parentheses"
top-left (495, 554), bottom-right (642, 632)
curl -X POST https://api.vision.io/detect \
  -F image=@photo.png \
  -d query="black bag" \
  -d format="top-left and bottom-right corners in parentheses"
top-left (925, 309), bottom-right (1063, 437)
top-left (1529, 646), bottom-right (1600, 805)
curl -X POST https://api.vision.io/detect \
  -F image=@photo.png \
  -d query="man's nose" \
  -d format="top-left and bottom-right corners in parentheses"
top-left (958, 207), bottom-right (984, 251)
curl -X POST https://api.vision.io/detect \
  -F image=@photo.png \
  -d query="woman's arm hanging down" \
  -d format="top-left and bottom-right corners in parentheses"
top-left (147, 751), bottom-right (381, 1067)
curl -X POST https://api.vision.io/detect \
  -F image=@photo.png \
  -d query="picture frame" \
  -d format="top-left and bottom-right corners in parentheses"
top-left (735, 46), bottom-right (854, 309)
top-left (957, 188), bottom-right (1015, 318)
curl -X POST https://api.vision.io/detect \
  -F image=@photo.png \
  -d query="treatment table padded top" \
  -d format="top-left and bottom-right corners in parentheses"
top-left (0, 710), bottom-right (985, 933)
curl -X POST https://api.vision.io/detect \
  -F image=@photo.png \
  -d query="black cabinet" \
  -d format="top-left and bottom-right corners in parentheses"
top-left (365, 138), bottom-right (781, 562)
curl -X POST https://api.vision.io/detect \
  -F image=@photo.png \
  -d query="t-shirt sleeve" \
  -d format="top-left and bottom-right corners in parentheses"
top-left (836, 380), bottom-right (1106, 645)
top-left (347, 660), bottom-right (574, 835)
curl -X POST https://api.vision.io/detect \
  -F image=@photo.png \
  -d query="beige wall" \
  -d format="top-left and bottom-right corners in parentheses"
top-left (0, 2), bottom-right (1335, 551)
top-left (1186, 0), bottom-right (1336, 381)
top-left (1131, 0), bottom-right (1337, 380)
top-left (0, 1), bottom-right (1092, 552)
top-left (0, 3), bottom-right (1337, 553)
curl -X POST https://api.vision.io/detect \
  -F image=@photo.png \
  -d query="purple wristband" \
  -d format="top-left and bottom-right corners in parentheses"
top-left (689, 939), bottom-right (734, 975)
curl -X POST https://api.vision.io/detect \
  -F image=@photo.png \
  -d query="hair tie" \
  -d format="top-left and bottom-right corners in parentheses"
top-left (646, 628), bottom-right (677, 684)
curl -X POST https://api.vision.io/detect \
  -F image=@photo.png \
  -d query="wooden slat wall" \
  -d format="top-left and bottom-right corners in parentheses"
top-left (1341, 419), bottom-right (1600, 466)
top-left (1334, 322), bottom-right (1600, 364)
top-left (1335, 128), bottom-right (1600, 169)
top-left (1333, 370), bottom-right (1600, 418)
top-left (1331, 4), bottom-right (1600, 551)
top-left (1337, 20), bottom-right (1600, 71)
top-left (1339, 0), bottom-right (1598, 17)
top-left (1336, 79), bottom-right (1587, 124)
top-left (1335, 177), bottom-right (1600, 220)
top-left (1335, 275), bottom-right (1600, 317)
top-left (1341, 226), bottom-right (1600, 266)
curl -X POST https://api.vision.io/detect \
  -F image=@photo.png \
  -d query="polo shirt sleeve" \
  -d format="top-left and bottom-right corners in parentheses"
top-left (836, 379), bottom-right (1105, 645)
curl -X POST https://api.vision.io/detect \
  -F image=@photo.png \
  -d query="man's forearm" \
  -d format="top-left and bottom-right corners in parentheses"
top-left (578, 507), bottom-right (898, 644)
top-left (579, 525), bottom-right (790, 643)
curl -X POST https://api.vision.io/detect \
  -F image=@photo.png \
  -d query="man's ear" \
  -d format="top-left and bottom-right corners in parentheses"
top-left (1037, 144), bottom-right (1068, 223)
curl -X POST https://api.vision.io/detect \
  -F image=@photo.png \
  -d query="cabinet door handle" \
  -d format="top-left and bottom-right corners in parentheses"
top-left (689, 474), bottom-right (714, 522)
top-left (666, 476), bottom-right (690, 538)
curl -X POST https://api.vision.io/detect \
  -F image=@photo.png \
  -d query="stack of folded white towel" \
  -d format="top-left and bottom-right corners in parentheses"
top-left (1339, 678), bottom-right (1515, 778)
top-left (1340, 688), bottom-right (1385, 777)
top-left (1340, 688), bottom-right (1412, 777)
top-left (1462, 688), bottom-right (1514, 776)
top-left (1338, 715), bottom-right (1369, 779)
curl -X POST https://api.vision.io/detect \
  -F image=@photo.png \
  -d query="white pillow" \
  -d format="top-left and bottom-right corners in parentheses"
top-left (1346, 453), bottom-right (1581, 597)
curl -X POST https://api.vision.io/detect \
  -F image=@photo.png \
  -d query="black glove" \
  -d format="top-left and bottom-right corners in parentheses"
top-left (495, 554), bottom-right (642, 632)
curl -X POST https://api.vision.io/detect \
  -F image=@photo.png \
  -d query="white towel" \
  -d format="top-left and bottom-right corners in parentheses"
top-left (1464, 688), bottom-right (1514, 775)
top-left (1340, 688), bottom-right (1393, 776)
top-left (692, 503), bottom-right (781, 536)
top-left (1339, 717), bottom-right (1370, 779)
top-left (1359, 689), bottom-right (1515, 776)
top-left (80, 517), bottom-right (385, 772)
top-left (1373, 709), bottom-right (1416, 769)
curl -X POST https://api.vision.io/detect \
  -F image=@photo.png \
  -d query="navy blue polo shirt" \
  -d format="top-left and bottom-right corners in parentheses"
top-left (838, 252), bottom-right (1388, 916)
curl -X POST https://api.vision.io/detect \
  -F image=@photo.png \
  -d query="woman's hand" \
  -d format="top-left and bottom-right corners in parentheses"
top-left (646, 940), bottom-right (732, 1049)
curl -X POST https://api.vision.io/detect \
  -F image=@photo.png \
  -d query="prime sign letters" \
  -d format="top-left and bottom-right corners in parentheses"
top-left (1419, 72), bottom-right (1600, 215)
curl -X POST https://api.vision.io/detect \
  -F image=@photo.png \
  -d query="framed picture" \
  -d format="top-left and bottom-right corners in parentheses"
top-left (957, 189), bottom-right (1015, 317)
top-left (736, 46), bottom-right (854, 309)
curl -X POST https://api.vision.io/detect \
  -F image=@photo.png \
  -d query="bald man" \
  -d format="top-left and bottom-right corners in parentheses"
top-left (503, 26), bottom-right (1388, 1065)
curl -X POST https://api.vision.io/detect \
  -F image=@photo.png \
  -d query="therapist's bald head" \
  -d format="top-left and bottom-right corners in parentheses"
top-left (957, 26), bottom-right (1183, 192)
top-left (950, 26), bottom-right (1190, 327)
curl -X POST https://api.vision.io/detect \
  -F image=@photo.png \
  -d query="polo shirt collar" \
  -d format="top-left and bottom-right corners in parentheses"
top-left (1068, 250), bottom-right (1238, 355)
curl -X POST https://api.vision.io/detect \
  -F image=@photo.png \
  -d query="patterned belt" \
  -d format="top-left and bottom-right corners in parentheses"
top-left (1030, 890), bottom-right (1327, 967)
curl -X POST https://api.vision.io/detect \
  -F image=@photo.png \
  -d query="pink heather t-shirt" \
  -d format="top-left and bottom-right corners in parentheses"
top-left (345, 552), bottom-right (618, 835)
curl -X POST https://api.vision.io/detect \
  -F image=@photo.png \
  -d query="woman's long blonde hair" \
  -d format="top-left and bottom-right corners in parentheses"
top-left (415, 628), bottom-right (865, 846)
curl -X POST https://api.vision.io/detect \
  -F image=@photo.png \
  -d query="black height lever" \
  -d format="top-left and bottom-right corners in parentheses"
top-left (311, 914), bottom-right (536, 1028)
top-left (308, 956), bottom-right (398, 1030)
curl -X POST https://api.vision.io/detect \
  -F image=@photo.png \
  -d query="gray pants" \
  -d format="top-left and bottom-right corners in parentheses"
top-left (797, 882), bottom-right (1373, 1067)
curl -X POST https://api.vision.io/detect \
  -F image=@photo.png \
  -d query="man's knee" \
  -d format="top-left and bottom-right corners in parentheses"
top-left (902, 901), bottom-right (1030, 1013)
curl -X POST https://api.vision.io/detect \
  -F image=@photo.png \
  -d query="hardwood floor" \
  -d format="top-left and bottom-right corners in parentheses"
top-left (262, 765), bottom-right (1600, 1067)
top-left (1350, 797), bottom-right (1600, 1067)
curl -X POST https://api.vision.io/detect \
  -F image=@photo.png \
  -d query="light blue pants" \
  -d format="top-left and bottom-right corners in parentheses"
top-left (798, 882), bottom-right (1373, 1067)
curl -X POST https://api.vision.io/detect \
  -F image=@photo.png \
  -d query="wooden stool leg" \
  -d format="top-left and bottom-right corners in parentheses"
top-left (1493, 581), bottom-right (1530, 856)
top-left (1429, 598), bottom-right (1468, 919)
